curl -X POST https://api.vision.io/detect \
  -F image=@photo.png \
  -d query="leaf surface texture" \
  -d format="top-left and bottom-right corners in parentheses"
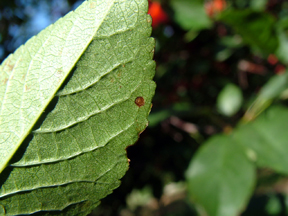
top-left (0, 0), bottom-right (155, 215)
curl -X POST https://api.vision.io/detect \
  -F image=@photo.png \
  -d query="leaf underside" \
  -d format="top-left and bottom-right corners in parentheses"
top-left (0, 0), bottom-right (156, 215)
top-left (0, 0), bottom-right (115, 173)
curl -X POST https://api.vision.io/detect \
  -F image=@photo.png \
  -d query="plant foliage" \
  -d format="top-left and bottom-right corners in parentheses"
top-left (0, 0), bottom-right (155, 215)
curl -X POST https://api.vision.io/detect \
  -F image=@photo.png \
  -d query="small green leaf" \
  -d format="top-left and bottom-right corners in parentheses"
top-left (265, 195), bottom-right (282, 215)
top-left (244, 73), bottom-right (288, 120)
top-left (250, 0), bottom-right (268, 11)
top-left (217, 83), bottom-right (243, 116)
top-left (234, 106), bottom-right (288, 174)
top-left (276, 17), bottom-right (288, 64)
top-left (0, 0), bottom-right (156, 215)
top-left (259, 73), bottom-right (288, 100)
top-left (170, 0), bottom-right (212, 31)
top-left (186, 135), bottom-right (255, 216)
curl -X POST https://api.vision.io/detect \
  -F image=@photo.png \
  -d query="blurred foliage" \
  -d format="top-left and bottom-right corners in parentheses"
top-left (170, 0), bottom-right (212, 31)
top-left (219, 9), bottom-right (278, 54)
top-left (2, 0), bottom-right (288, 215)
top-left (217, 83), bottom-right (243, 116)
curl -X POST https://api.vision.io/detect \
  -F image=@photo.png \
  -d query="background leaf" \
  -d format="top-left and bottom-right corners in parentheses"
top-left (186, 105), bottom-right (288, 215)
top-left (276, 17), bottom-right (288, 64)
top-left (217, 83), bottom-right (243, 116)
top-left (186, 135), bottom-right (256, 216)
top-left (234, 106), bottom-right (288, 174)
top-left (250, 0), bottom-right (268, 11)
top-left (219, 9), bottom-right (279, 55)
top-left (243, 73), bottom-right (288, 121)
top-left (170, 0), bottom-right (212, 31)
top-left (0, 0), bottom-right (155, 215)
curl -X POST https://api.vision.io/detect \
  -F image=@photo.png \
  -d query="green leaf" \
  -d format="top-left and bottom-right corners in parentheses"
top-left (219, 9), bottom-right (279, 54)
top-left (258, 73), bottom-right (288, 100)
top-left (186, 135), bottom-right (255, 216)
top-left (0, 0), bottom-right (155, 215)
top-left (234, 106), bottom-right (288, 174)
top-left (265, 194), bottom-right (282, 215)
top-left (276, 17), bottom-right (288, 65)
top-left (186, 105), bottom-right (288, 216)
top-left (244, 73), bottom-right (288, 120)
top-left (217, 83), bottom-right (243, 116)
top-left (0, 0), bottom-right (115, 173)
top-left (170, 0), bottom-right (212, 31)
top-left (250, 0), bottom-right (268, 11)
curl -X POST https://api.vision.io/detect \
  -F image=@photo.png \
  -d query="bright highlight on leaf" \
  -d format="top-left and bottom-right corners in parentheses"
top-left (217, 83), bottom-right (243, 116)
top-left (0, 0), bottom-right (155, 215)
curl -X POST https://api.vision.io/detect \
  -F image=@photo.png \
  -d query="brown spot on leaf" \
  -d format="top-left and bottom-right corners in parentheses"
top-left (25, 85), bottom-right (31, 92)
top-left (21, 74), bottom-right (26, 81)
top-left (135, 97), bottom-right (145, 107)
top-left (90, 2), bottom-right (96, 8)
top-left (4, 60), bottom-right (15, 72)
top-left (56, 69), bottom-right (64, 77)
top-left (3, 78), bottom-right (8, 85)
